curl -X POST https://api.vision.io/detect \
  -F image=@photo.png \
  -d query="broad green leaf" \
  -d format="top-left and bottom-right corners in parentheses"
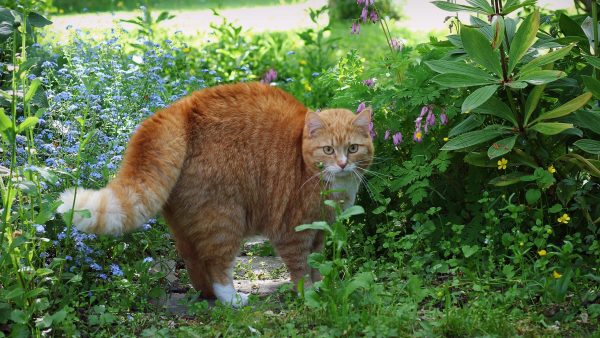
top-left (338, 205), bottom-right (365, 220)
top-left (0, 107), bottom-right (12, 131)
top-left (488, 172), bottom-right (529, 186)
top-left (574, 139), bottom-right (600, 154)
top-left (582, 76), bottom-right (600, 99)
top-left (574, 110), bottom-right (600, 135)
top-left (10, 310), bottom-right (27, 324)
top-left (521, 44), bottom-right (574, 74)
top-left (508, 9), bottom-right (540, 73)
top-left (526, 189), bottom-right (542, 204)
top-left (431, 73), bottom-right (496, 88)
top-left (487, 135), bottom-right (517, 159)
top-left (512, 148), bottom-right (539, 168)
top-left (24, 78), bottom-right (41, 104)
top-left (583, 55), bottom-right (600, 70)
top-left (461, 244), bottom-right (479, 258)
top-left (490, 15), bottom-right (505, 50)
top-left (559, 153), bottom-right (600, 178)
top-left (343, 272), bottom-right (375, 299)
top-left (441, 129), bottom-right (505, 151)
top-left (461, 26), bottom-right (503, 76)
top-left (473, 96), bottom-right (518, 127)
top-left (558, 13), bottom-right (586, 38)
top-left (464, 152), bottom-right (497, 167)
top-left (27, 11), bottom-right (52, 27)
top-left (530, 122), bottom-right (574, 135)
top-left (466, 0), bottom-right (494, 14)
top-left (449, 115), bottom-right (484, 137)
top-left (518, 70), bottom-right (566, 85)
top-left (17, 116), bottom-right (38, 133)
top-left (505, 81), bottom-right (528, 89)
top-left (462, 85), bottom-right (499, 113)
top-left (431, 1), bottom-right (477, 13)
top-left (524, 83), bottom-right (546, 125)
top-left (295, 221), bottom-right (332, 234)
top-left (424, 60), bottom-right (494, 79)
top-left (531, 92), bottom-right (592, 124)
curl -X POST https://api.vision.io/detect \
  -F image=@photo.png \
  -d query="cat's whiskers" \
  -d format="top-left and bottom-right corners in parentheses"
top-left (352, 169), bottom-right (375, 202)
top-left (299, 170), bottom-right (325, 192)
top-left (356, 166), bottom-right (391, 180)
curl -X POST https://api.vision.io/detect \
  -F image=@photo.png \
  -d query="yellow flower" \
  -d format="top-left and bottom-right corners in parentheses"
top-left (519, 241), bottom-right (524, 247)
top-left (537, 249), bottom-right (547, 257)
top-left (497, 158), bottom-right (508, 170)
top-left (557, 213), bottom-right (570, 224)
top-left (552, 270), bottom-right (562, 279)
top-left (548, 165), bottom-right (556, 174)
top-left (443, 137), bottom-right (449, 142)
top-left (304, 83), bottom-right (312, 92)
top-left (546, 228), bottom-right (552, 234)
top-left (299, 60), bottom-right (307, 65)
top-left (182, 47), bottom-right (191, 53)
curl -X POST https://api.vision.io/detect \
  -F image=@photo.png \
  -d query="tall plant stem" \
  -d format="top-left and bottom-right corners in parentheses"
top-left (593, 0), bottom-right (599, 80)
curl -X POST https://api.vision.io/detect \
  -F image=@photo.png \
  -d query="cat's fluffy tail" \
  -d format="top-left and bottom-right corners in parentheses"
top-left (57, 101), bottom-right (188, 235)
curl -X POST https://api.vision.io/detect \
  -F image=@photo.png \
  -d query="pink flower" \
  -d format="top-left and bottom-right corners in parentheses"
top-left (356, 102), bottom-right (366, 113)
top-left (392, 132), bottom-right (402, 145)
top-left (369, 121), bottom-right (376, 139)
top-left (384, 129), bottom-right (390, 140)
top-left (357, 0), bottom-right (366, 4)
top-left (351, 22), bottom-right (360, 35)
top-left (440, 113), bottom-right (448, 125)
top-left (415, 116), bottom-right (423, 131)
top-left (360, 6), bottom-right (369, 22)
top-left (260, 68), bottom-right (277, 83)
top-left (419, 105), bottom-right (429, 117)
top-left (363, 78), bottom-right (375, 87)
top-left (426, 109), bottom-right (436, 127)
top-left (369, 10), bottom-right (378, 23)
top-left (390, 38), bottom-right (404, 51)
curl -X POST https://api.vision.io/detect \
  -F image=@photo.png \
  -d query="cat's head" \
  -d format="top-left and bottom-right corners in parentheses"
top-left (302, 108), bottom-right (374, 180)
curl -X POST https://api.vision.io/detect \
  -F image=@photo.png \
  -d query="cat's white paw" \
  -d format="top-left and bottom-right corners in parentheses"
top-left (213, 282), bottom-right (249, 308)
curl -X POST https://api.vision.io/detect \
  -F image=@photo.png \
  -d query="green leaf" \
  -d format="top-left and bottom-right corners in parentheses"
top-left (343, 272), bottom-right (375, 299)
top-left (531, 92), bottom-right (592, 124)
top-left (530, 122), bottom-right (574, 135)
top-left (295, 221), bottom-right (332, 234)
top-left (461, 245), bottom-right (479, 258)
top-left (464, 152), bottom-right (497, 167)
top-left (582, 76), bottom-right (600, 99)
top-left (473, 96), bottom-right (518, 127)
top-left (505, 81), bottom-right (528, 89)
top-left (526, 189), bottom-right (542, 204)
top-left (17, 116), bottom-right (39, 133)
top-left (521, 44), bottom-right (574, 74)
top-left (461, 26), bottom-right (503, 76)
top-left (0, 107), bottom-right (12, 131)
top-left (574, 139), bottom-right (600, 154)
top-left (431, 1), bottom-right (477, 13)
top-left (524, 83), bottom-right (546, 125)
top-left (24, 78), bottom-right (41, 104)
top-left (424, 60), bottom-right (494, 79)
top-left (583, 55), bottom-right (600, 70)
top-left (574, 110), bottom-right (600, 135)
top-left (462, 85), bottom-right (499, 113)
top-left (27, 11), bottom-right (52, 27)
top-left (338, 205), bottom-right (365, 220)
top-left (490, 15), bottom-right (505, 50)
top-left (502, 0), bottom-right (536, 15)
top-left (488, 172), bottom-right (529, 186)
top-left (441, 129), bottom-right (505, 151)
top-left (449, 115), bottom-right (484, 137)
top-left (487, 135), bottom-right (517, 159)
top-left (558, 13), bottom-right (586, 38)
top-left (431, 73), bottom-right (497, 88)
top-left (508, 9), bottom-right (540, 74)
top-left (560, 153), bottom-right (600, 178)
top-left (466, 0), bottom-right (494, 14)
top-left (10, 310), bottom-right (27, 324)
top-left (518, 70), bottom-right (566, 85)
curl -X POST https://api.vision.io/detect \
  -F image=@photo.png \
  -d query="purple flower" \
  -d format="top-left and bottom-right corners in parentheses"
top-left (143, 257), bottom-right (154, 263)
top-left (110, 263), bottom-right (124, 277)
top-left (426, 109), bottom-right (436, 128)
top-left (440, 113), bottom-right (448, 125)
top-left (363, 78), bottom-right (375, 87)
top-left (351, 22), bottom-right (360, 35)
top-left (384, 129), bottom-right (390, 140)
top-left (369, 121), bottom-right (376, 139)
top-left (413, 130), bottom-right (423, 143)
top-left (360, 7), bottom-right (369, 22)
top-left (392, 132), bottom-right (403, 145)
top-left (98, 273), bottom-right (107, 280)
top-left (34, 224), bottom-right (45, 234)
top-left (357, 0), bottom-right (366, 4)
top-left (261, 68), bottom-right (277, 83)
top-left (390, 38), bottom-right (404, 51)
top-left (369, 10), bottom-right (378, 23)
top-left (415, 116), bottom-right (423, 131)
top-left (419, 105), bottom-right (429, 117)
top-left (356, 102), bottom-right (366, 113)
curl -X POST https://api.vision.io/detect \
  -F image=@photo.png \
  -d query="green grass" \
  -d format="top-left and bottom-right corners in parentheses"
top-left (152, 0), bottom-right (307, 11)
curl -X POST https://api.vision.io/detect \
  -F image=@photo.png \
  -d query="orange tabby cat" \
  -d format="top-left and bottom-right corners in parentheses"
top-left (58, 82), bottom-right (374, 307)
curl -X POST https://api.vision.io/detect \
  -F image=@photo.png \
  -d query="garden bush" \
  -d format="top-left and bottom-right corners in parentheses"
top-left (0, 0), bottom-right (599, 336)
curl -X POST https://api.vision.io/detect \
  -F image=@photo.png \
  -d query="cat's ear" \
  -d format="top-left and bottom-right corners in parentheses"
top-left (306, 112), bottom-right (324, 137)
top-left (353, 106), bottom-right (372, 130)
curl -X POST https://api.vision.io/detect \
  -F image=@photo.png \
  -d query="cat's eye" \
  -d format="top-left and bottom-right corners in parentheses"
top-left (348, 144), bottom-right (359, 153)
top-left (323, 146), bottom-right (335, 155)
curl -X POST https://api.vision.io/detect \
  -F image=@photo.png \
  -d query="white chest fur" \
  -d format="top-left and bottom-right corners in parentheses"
top-left (331, 175), bottom-right (360, 209)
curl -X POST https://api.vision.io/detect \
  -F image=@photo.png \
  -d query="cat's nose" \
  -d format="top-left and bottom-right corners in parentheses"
top-left (338, 161), bottom-right (347, 169)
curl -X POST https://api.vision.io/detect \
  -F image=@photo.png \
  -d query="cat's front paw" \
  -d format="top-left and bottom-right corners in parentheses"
top-left (230, 292), bottom-right (249, 308)
top-left (213, 283), bottom-right (249, 308)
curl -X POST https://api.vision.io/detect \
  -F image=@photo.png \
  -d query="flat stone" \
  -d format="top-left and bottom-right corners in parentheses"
top-left (149, 259), bottom-right (178, 284)
top-left (241, 235), bottom-right (269, 254)
top-left (234, 256), bottom-right (288, 280)
top-left (234, 278), bottom-right (290, 296)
